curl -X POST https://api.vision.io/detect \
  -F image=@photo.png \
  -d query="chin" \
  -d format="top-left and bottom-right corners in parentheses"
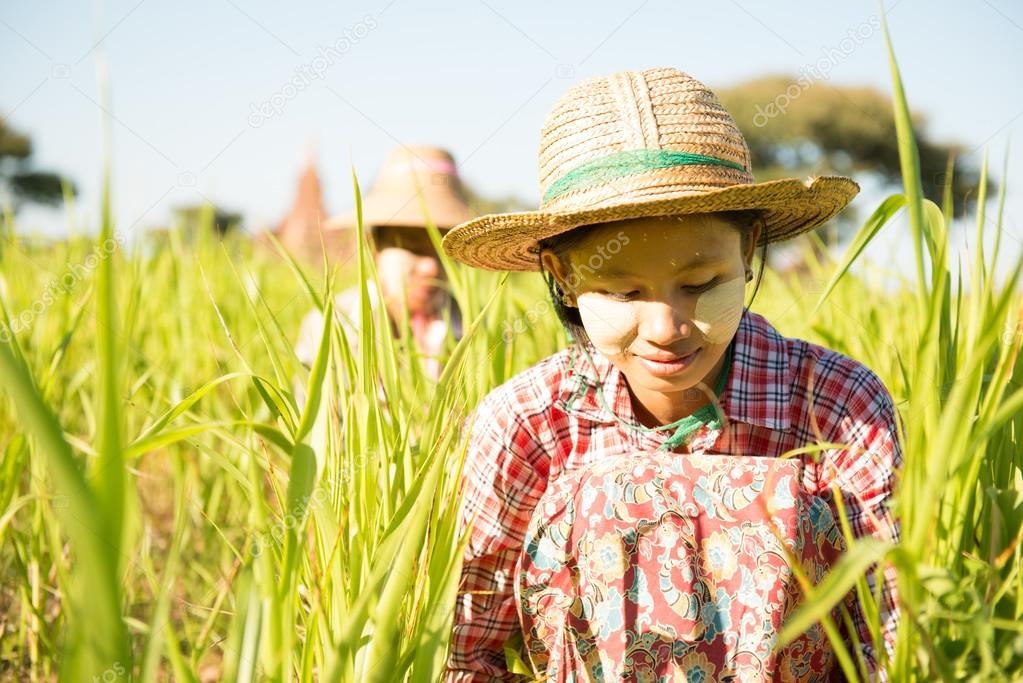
top-left (635, 370), bottom-right (698, 393)
top-left (407, 291), bottom-right (440, 313)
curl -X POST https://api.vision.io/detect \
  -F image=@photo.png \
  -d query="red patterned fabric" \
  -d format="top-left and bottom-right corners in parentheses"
top-left (517, 453), bottom-right (846, 681)
top-left (446, 310), bottom-right (901, 682)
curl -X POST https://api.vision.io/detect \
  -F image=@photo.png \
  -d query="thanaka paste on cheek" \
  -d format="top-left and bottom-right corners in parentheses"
top-left (577, 293), bottom-right (637, 356)
top-left (693, 275), bottom-right (746, 344)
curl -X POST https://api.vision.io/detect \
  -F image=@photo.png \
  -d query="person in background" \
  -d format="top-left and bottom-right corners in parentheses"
top-left (294, 145), bottom-right (473, 382)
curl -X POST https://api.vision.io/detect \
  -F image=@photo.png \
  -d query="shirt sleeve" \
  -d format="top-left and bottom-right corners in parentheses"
top-left (445, 392), bottom-right (550, 682)
top-left (295, 307), bottom-right (326, 369)
top-left (294, 292), bottom-right (361, 369)
top-left (824, 369), bottom-right (903, 681)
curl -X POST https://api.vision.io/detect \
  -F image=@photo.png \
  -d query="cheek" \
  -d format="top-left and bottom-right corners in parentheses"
top-left (693, 276), bottom-right (745, 344)
top-left (577, 294), bottom-right (637, 355)
top-left (412, 256), bottom-right (441, 279)
top-left (376, 249), bottom-right (415, 285)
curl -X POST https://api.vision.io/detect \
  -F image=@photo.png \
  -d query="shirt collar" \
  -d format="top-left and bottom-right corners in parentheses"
top-left (555, 309), bottom-right (792, 432)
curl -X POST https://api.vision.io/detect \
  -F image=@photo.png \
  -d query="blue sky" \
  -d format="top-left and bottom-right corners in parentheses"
top-left (2, 0), bottom-right (1022, 282)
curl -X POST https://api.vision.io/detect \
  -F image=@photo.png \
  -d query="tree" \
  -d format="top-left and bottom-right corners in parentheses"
top-left (0, 116), bottom-right (76, 211)
top-left (716, 76), bottom-right (987, 242)
top-left (462, 181), bottom-right (530, 217)
top-left (172, 203), bottom-right (242, 239)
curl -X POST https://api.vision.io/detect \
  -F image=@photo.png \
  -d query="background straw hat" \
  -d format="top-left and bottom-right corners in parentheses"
top-left (442, 67), bottom-right (859, 272)
top-left (325, 144), bottom-right (475, 232)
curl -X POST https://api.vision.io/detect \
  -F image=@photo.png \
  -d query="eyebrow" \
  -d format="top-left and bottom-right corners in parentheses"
top-left (593, 255), bottom-right (729, 280)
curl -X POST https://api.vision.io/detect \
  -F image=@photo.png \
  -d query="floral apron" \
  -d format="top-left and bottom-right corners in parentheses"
top-left (515, 452), bottom-right (847, 682)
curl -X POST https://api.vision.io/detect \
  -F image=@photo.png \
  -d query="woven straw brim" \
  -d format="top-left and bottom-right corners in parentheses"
top-left (324, 187), bottom-right (474, 232)
top-left (442, 175), bottom-right (858, 272)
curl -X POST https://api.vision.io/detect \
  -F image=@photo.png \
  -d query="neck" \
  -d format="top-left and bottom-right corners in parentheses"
top-left (627, 348), bottom-right (729, 427)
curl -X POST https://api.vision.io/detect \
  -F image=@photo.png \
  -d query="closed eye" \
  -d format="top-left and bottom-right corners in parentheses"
top-left (682, 278), bottom-right (717, 293)
top-left (596, 289), bottom-right (640, 301)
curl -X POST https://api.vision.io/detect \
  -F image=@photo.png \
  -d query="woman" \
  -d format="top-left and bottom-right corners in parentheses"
top-left (441, 68), bottom-right (901, 681)
top-left (295, 145), bottom-right (470, 382)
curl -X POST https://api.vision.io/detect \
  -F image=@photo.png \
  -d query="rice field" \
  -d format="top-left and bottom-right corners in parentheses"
top-left (1, 23), bottom-right (1021, 682)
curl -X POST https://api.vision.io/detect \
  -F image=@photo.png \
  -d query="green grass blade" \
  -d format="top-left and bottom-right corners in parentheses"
top-left (0, 343), bottom-right (131, 676)
top-left (811, 194), bottom-right (907, 317)
top-left (776, 537), bottom-right (893, 650)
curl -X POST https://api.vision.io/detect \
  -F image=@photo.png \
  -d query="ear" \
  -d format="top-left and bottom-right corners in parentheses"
top-left (743, 216), bottom-right (764, 270)
top-left (539, 248), bottom-right (577, 306)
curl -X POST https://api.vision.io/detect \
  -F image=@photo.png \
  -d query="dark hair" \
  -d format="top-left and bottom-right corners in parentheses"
top-left (537, 210), bottom-right (769, 346)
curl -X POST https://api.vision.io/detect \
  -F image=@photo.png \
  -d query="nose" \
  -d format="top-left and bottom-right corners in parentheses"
top-left (413, 255), bottom-right (441, 281)
top-left (638, 299), bottom-right (690, 346)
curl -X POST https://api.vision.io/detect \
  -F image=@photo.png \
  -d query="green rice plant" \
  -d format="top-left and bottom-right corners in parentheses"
top-left (0, 70), bottom-right (131, 679)
top-left (0, 19), bottom-right (1020, 681)
top-left (774, 10), bottom-right (1023, 681)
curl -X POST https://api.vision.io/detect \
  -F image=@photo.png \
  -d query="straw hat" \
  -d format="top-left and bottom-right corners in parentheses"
top-left (442, 67), bottom-right (859, 272)
top-left (325, 145), bottom-right (475, 232)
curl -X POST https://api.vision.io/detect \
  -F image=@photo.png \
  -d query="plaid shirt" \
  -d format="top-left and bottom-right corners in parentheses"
top-left (446, 309), bottom-right (902, 682)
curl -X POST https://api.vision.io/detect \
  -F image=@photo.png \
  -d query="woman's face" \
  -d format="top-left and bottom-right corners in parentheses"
top-left (373, 226), bottom-right (448, 315)
top-left (540, 214), bottom-right (759, 400)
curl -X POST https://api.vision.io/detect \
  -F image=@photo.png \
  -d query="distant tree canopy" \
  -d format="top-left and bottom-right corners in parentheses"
top-left (172, 204), bottom-right (242, 238)
top-left (716, 75), bottom-right (987, 236)
top-left (0, 117), bottom-right (76, 210)
top-left (461, 182), bottom-right (530, 217)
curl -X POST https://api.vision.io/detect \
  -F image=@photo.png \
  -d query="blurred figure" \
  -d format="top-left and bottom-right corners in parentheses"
top-left (295, 145), bottom-right (474, 381)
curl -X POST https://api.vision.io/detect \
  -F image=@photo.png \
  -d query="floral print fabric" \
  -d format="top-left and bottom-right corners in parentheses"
top-left (516, 452), bottom-right (847, 682)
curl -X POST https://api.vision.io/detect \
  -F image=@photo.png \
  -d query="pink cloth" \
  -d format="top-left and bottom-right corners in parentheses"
top-left (516, 452), bottom-right (846, 681)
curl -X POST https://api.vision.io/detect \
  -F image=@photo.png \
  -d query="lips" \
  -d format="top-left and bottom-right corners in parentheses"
top-left (636, 348), bottom-right (701, 377)
top-left (640, 349), bottom-right (700, 363)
